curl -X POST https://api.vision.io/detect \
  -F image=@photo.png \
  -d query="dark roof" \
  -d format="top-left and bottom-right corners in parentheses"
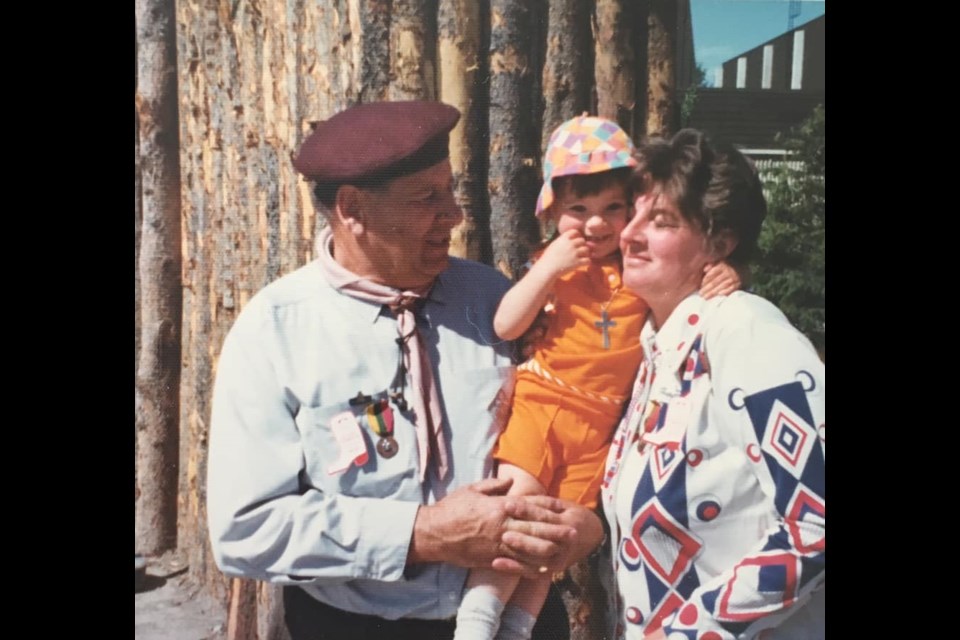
top-left (686, 89), bottom-right (823, 150)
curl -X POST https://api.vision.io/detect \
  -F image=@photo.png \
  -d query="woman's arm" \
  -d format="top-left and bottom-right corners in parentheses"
top-left (663, 299), bottom-right (825, 639)
top-left (493, 229), bottom-right (590, 340)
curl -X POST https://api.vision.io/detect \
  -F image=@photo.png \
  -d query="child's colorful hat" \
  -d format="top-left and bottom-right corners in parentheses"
top-left (535, 115), bottom-right (638, 217)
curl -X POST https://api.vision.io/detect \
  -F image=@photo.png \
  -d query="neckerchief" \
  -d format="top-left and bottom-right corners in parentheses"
top-left (316, 226), bottom-right (449, 482)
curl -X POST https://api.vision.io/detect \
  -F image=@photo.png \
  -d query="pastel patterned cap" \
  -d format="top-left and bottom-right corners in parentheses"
top-left (535, 115), bottom-right (638, 217)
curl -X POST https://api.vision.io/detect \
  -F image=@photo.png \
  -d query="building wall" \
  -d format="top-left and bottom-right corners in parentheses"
top-left (718, 14), bottom-right (824, 93)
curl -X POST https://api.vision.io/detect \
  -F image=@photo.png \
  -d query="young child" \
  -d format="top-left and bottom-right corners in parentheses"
top-left (453, 116), bottom-right (739, 640)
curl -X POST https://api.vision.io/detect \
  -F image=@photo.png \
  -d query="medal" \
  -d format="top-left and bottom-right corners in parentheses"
top-left (364, 398), bottom-right (398, 459)
top-left (376, 436), bottom-right (398, 459)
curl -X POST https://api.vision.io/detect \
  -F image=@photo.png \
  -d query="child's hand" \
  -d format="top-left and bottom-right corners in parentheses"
top-left (538, 229), bottom-right (590, 277)
top-left (700, 261), bottom-right (744, 299)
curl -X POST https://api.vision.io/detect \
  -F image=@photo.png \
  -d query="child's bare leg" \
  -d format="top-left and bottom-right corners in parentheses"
top-left (453, 464), bottom-right (546, 640)
top-left (494, 574), bottom-right (552, 640)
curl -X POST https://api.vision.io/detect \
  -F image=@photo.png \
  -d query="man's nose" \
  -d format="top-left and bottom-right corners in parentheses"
top-left (438, 193), bottom-right (464, 226)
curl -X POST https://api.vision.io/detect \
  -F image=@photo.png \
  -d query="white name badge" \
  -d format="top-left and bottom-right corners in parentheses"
top-left (327, 411), bottom-right (370, 475)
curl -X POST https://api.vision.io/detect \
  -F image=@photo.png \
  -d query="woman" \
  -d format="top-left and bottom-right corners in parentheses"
top-left (601, 129), bottom-right (824, 640)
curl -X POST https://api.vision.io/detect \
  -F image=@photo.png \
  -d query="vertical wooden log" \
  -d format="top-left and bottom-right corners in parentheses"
top-left (176, 0), bottom-right (383, 629)
top-left (557, 551), bottom-right (610, 640)
top-left (135, 0), bottom-right (182, 556)
top-left (258, 583), bottom-right (292, 640)
top-left (646, 0), bottom-right (678, 136)
top-left (135, 76), bottom-right (142, 514)
top-left (593, 0), bottom-right (638, 136)
top-left (389, 0), bottom-right (437, 101)
top-left (227, 579), bottom-right (258, 640)
top-left (177, 0), bottom-right (230, 603)
top-left (541, 0), bottom-right (593, 153)
top-left (135, 90), bottom-right (143, 383)
top-left (439, 0), bottom-right (488, 261)
top-left (488, 0), bottom-right (540, 279)
top-left (359, 0), bottom-right (392, 103)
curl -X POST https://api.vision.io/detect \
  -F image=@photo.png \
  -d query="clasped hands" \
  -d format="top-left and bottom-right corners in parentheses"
top-left (408, 477), bottom-right (603, 579)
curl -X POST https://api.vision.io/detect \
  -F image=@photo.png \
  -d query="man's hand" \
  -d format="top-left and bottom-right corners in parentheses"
top-left (492, 495), bottom-right (604, 578)
top-left (407, 478), bottom-right (577, 572)
top-left (538, 229), bottom-right (590, 278)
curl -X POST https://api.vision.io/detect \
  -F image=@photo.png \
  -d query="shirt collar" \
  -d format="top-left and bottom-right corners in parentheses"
top-left (317, 228), bottom-right (448, 325)
top-left (641, 293), bottom-right (709, 370)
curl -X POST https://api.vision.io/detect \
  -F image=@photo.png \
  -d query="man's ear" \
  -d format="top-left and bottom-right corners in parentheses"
top-left (333, 185), bottom-right (367, 235)
top-left (709, 230), bottom-right (739, 261)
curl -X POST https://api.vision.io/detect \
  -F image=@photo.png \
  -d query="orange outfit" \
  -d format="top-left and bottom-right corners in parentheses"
top-left (494, 252), bottom-right (648, 508)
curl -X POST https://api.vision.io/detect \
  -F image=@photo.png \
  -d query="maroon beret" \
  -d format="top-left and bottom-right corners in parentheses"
top-left (293, 100), bottom-right (461, 184)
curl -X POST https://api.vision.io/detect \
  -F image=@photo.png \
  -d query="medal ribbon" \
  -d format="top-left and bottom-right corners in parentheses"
top-left (364, 399), bottom-right (394, 438)
top-left (316, 226), bottom-right (449, 481)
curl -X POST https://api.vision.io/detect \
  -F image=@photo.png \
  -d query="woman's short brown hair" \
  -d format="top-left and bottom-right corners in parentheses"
top-left (633, 129), bottom-right (767, 266)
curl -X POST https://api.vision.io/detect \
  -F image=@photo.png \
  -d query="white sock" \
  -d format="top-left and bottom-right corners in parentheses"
top-left (454, 586), bottom-right (507, 640)
top-left (493, 604), bottom-right (538, 640)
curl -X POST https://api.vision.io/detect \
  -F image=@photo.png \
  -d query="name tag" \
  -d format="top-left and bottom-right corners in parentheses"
top-left (327, 411), bottom-right (369, 475)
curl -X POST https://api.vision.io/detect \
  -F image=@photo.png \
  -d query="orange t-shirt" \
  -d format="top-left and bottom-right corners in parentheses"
top-left (528, 252), bottom-right (648, 402)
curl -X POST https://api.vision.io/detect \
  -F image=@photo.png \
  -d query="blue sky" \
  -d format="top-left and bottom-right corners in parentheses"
top-left (692, 0), bottom-right (826, 86)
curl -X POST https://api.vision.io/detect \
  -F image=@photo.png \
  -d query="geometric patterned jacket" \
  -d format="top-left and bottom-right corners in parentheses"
top-left (601, 292), bottom-right (825, 640)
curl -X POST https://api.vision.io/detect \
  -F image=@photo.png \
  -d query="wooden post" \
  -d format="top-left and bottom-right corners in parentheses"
top-left (541, 0), bottom-right (593, 152)
top-left (646, 0), bottom-right (678, 136)
top-left (389, 0), bottom-right (437, 101)
top-left (593, 0), bottom-right (638, 136)
top-left (359, 0), bottom-right (392, 103)
top-left (439, 0), bottom-right (489, 262)
top-left (135, 0), bottom-right (182, 556)
top-left (488, 0), bottom-right (541, 279)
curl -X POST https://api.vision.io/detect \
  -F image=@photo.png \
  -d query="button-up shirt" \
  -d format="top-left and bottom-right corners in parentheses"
top-left (207, 257), bottom-right (516, 620)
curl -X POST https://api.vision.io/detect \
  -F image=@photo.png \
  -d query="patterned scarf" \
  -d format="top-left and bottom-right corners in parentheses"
top-left (315, 226), bottom-right (449, 482)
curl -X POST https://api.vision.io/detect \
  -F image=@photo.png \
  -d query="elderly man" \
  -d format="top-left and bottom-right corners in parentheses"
top-left (207, 101), bottom-right (603, 640)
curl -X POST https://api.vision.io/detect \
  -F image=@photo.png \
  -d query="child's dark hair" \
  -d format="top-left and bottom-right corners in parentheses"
top-left (550, 166), bottom-right (634, 203)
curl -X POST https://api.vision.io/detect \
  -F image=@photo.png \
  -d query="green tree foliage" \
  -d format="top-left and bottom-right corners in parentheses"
top-left (680, 63), bottom-right (707, 127)
top-left (753, 105), bottom-right (825, 354)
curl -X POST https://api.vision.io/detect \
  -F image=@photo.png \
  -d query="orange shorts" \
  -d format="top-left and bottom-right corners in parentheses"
top-left (493, 374), bottom-right (624, 509)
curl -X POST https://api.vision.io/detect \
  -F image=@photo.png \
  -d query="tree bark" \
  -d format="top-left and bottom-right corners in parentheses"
top-left (646, 0), bottom-right (678, 136)
top-left (389, 0), bottom-right (437, 101)
top-left (135, 0), bottom-right (182, 556)
top-left (227, 579), bottom-right (258, 640)
top-left (488, 0), bottom-right (540, 279)
top-left (439, 0), bottom-right (488, 262)
top-left (540, 0), bottom-right (592, 154)
top-left (135, 73), bottom-right (142, 519)
top-left (593, 0), bottom-right (638, 137)
top-left (557, 551), bottom-right (610, 640)
top-left (359, 0), bottom-right (392, 103)
top-left (258, 584), bottom-right (292, 640)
